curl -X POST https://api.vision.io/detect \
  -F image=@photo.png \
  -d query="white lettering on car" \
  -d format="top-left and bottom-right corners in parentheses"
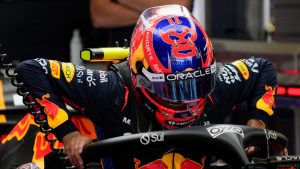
top-left (264, 129), bottom-right (277, 140)
top-left (140, 133), bottom-right (164, 145)
top-left (275, 156), bottom-right (300, 161)
top-left (207, 125), bottom-right (244, 138)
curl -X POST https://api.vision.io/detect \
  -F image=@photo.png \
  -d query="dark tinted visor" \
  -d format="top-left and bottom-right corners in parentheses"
top-left (136, 62), bottom-right (216, 103)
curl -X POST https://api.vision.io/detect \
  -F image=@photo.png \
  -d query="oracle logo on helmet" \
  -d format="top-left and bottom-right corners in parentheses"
top-left (166, 67), bottom-right (211, 81)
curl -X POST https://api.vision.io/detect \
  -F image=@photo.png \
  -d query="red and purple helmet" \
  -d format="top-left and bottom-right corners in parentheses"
top-left (129, 5), bottom-right (216, 129)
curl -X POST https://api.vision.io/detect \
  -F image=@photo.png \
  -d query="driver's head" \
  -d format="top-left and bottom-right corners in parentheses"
top-left (129, 5), bottom-right (216, 129)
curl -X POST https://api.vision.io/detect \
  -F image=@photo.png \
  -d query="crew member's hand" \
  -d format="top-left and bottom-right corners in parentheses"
top-left (62, 131), bottom-right (93, 169)
top-left (246, 119), bottom-right (288, 156)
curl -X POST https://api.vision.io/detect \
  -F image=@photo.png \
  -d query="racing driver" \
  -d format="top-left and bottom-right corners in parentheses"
top-left (14, 4), bottom-right (287, 169)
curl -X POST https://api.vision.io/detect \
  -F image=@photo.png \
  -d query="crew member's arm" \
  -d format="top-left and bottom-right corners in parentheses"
top-left (90, 0), bottom-right (140, 28)
top-left (90, 0), bottom-right (193, 28)
top-left (117, 0), bottom-right (193, 13)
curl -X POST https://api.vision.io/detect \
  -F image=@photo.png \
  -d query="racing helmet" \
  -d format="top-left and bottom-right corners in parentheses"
top-left (129, 5), bottom-right (216, 129)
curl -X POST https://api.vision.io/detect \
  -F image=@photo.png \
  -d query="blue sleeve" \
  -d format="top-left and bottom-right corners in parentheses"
top-left (14, 58), bottom-right (125, 140)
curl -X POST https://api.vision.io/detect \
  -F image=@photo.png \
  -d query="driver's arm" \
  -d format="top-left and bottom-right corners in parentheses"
top-left (14, 59), bottom-right (122, 168)
top-left (220, 57), bottom-right (288, 155)
top-left (217, 58), bottom-right (277, 126)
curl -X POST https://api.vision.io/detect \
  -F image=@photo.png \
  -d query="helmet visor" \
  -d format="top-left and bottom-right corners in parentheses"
top-left (136, 61), bottom-right (216, 103)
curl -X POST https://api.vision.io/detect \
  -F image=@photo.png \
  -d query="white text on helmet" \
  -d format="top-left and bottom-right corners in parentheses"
top-left (166, 67), bottom-right (211, 81)
top-left (145, 31), bottom-right (154, 62)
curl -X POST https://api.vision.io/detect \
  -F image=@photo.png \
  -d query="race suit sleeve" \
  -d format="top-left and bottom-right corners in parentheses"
top-left (214, 57), bottom-right (277, 124)
top-left (14, 58), bottom-right (125, 140)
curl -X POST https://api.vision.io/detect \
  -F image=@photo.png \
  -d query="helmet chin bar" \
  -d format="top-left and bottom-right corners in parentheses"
top-left (156, 111), bottom-right (200, 129)
top-left (159, 100), bottom-right (206, 129)
top-left (139, 87), bottom-right (206, 129)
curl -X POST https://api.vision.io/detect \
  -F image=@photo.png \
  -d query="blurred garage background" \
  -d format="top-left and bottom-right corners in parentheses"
top-left (0, 0), bottom-right (300, 156)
